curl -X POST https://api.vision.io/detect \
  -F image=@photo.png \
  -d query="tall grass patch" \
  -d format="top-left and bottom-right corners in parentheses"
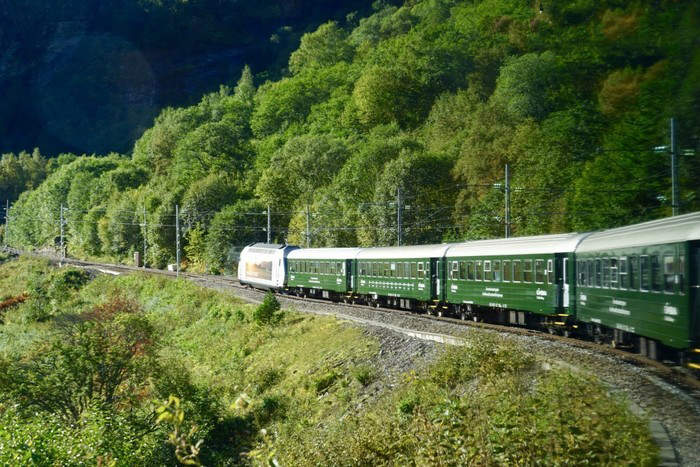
top-left (273, 332), bottom-right (658, 466)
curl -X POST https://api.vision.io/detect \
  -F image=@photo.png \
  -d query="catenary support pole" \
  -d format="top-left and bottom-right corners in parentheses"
top-left (3, 200), bottom-right (8, 247)
top-left (397, 187), bottom-right (403, 246)
top-left (306, 204), bottom-right (311, 248)
top-left (670, 118), bottom-right (679, 216)
top-left (142, 207), bottom-right (148, 268)
top-left (267, 205), bottom-right (271, 243)
top-left (60, 204), bottom-right (65, 260)
top-left (175, 204), bottom-right (180, 277)
top-left (505, 164), bottom-right (511, 238)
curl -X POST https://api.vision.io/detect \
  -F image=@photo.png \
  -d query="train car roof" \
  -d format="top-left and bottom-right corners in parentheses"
top-left (288, 247), bottom-right (362, 260)
top-left (446, 233), bottom-right (590, 257)
top-left (575, 211), bottom-right (700, 253)
top-left (356, 244), bottom-right (455, 260)
top-left (242, 243), bottom-right (299, 254)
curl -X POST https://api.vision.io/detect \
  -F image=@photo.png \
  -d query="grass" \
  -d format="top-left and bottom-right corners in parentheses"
top-left (0, 260), bottom-right (660, 465)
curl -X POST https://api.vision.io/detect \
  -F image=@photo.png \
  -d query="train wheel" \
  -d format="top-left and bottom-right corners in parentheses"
top-left (459, 312), bottom-right (467, 321)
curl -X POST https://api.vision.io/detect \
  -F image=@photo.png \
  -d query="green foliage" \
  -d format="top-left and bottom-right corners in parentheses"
top-left (313, 370), bottom-right (339, 394)
top-left (253, 292), bottom-right (283, 325)
top-left (0, 296), bottom-right (158, 422)
top-left (491, 51), bottom-right (557, 121)
top-left (351, 364), bottom-right (376, 386)
top-left (275, 332), bottom-right (658, 465)
top-left (0, 260), bottom-right (659, 465)
top-left (0, 149), bottom-right (47, 204)
top-left (289, 22), bottom-right (354, 74)
top-left (157, 395), bottom-right (205, 466)
top-left (7, 0), bottom-right (700, 257)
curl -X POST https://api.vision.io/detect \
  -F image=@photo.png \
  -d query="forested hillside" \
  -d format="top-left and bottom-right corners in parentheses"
top-left (4, 0), bottom-right (699, 272)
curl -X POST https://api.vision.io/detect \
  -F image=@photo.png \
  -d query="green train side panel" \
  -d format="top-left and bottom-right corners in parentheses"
top-left (576, 243), bottom-right (691, 349)
top-left (356, 258), bottom-right (432, 302)
top-left (445, 254), bottom-right (563, 315)
top-left (287, 271), bottom-right (348, 293)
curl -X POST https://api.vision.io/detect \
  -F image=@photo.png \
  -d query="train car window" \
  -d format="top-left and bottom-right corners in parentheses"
top-left (640, 255), bottom-right (650, 291)
top-left (459, 261), bottom-right (466, 280)
top-left (467, 261), bottom-right (475, 280)
top-left (619, 257), bottom-right (627, 290)
top-left (449, 261), bottom-right (458, 280)
top-left (576, 261), bottom-right (583, 286)
top-left (610, 258), bottom-right (618, 288)
top-left (546, 260), bottom-right (554, 284)
top-left (603, 258), bottom-right (610, 288)
top-left (535, 260), bottom-right (545, 284)
top-left (339, 262), bottom-right (345, 275)
top-left (663, 255), bottom-right (674, 293)
top-left (404, 262), bottom-right (409, 279)
top-left (411, 262), bottom-right (417, 279)
top-left (651, 255), bottom-right (661, 292)
top-left (373, 262), bottom-right (379, 277)
top-left (484, 261), bottom-right (492, 281)
top-left (523, 260), bottom-right (533, 283)
top-left (360, 262), bottom-right (366, 276)
top-left (679, 255), bottom-right (685, 294)
top-left (397, 262), bottom-right (404, 278)
top-left (475, 260), bottom-right (483, 281)
top-left (417, 262), bottom-right (425, 279)
top-left (391, 263), bottom-right (397, 278)
top-left (493, 260), bottom-right (501, 282)
top-left (586, 260), bottom-right (593, 287)
top-left (629, 256), bottom-right (638, 290)
top-left (330, 262), bottom-right (336, 275)
top-left (594, 259), bottom-right (602, 287)
top-left (512, 260), bottom-right (522, 283)
top-left (503, 260), bottom-right (511, 282)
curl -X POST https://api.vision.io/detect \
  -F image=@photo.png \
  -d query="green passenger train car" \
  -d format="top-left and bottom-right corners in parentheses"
top-left (286, 248), bottom-right (360, 299)
top-left (444, 234), bottom-right (589, 324)
top-left (575, 212), bottom-right (700, 359)
top-left (354, 244), bottom-right (454, 309)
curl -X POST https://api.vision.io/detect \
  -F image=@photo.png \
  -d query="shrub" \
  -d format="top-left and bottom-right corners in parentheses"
top-left (314, 371), bottom-right (338, 394)
top-left (0, 296), bottom-right (158, 422)
top-left (351, 364), bottom-right (375, 386)
top-left (253, 292), bottom-right (282, 325)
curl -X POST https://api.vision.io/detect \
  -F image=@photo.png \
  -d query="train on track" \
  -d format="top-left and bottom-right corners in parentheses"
top-left (238, 212), bottom-right (700, 372)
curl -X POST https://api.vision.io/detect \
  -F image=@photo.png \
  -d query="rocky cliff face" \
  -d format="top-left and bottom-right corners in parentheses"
top-left (0, 0), bottom-right (375, 156)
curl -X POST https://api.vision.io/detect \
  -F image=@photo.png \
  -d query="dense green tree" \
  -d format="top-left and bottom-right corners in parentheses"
top-left (289, 22), bottom-right (354, 74)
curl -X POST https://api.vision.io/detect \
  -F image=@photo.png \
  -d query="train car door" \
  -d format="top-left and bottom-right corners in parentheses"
top-left (430, 258), bottom-right (439, 301)
top-left (346, 259), bottom-right (353, 292)
top-left (690, 242), bottom-right (700, 346)
top-left (563, 258), bottom-right (570, 309)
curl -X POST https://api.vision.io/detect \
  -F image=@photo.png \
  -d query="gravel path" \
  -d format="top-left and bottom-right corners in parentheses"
top-left (195, 279), bottom-right (700, 466)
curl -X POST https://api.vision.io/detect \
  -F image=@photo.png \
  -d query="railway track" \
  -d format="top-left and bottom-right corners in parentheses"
top-left (8, 247), bottom-right (696, 394)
